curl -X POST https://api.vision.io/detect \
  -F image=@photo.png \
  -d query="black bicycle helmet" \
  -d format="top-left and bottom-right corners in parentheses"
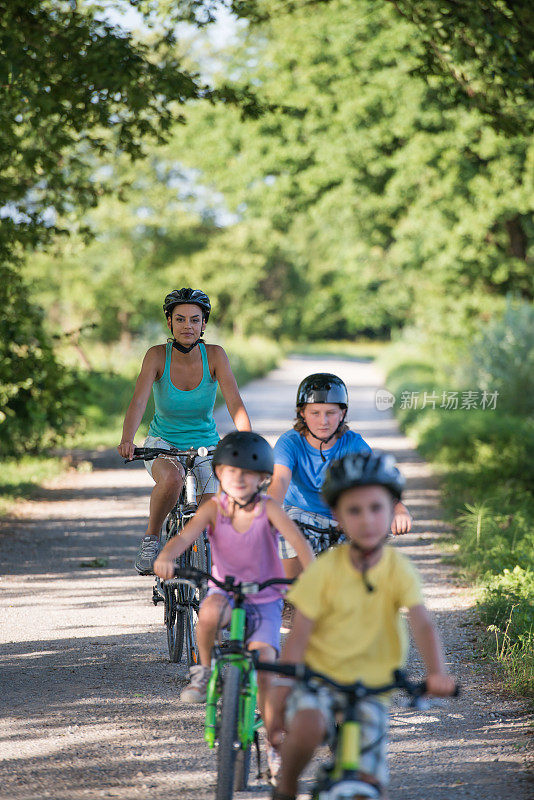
top-left (163, 288), bottom-right (211, 321)
top-left (322, 451), bottom-right (405, 507)
top-left (212, 431), bottom-right (274, 475)
top-left (297, 373), bottom-right (348, 408)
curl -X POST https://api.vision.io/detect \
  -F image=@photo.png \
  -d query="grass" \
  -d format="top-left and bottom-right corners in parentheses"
top-left (0, 456), bottom-right (66, 515)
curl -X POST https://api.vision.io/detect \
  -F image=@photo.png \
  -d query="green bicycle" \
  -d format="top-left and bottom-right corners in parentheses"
top-left (256, 662), bottom-right (460, 799)
top-left (173, 565), bottom-right (292, 800)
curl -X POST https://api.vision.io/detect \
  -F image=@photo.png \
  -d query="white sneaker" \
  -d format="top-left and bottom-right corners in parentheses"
top-left (180, 665), bottom-right (211, 703)
top-left (265, 741), bottom-right (281, 785)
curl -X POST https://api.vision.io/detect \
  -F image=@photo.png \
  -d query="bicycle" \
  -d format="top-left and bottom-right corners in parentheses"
top-left (255, 661), bottom-right (460, 799)
top-left (126, 445), bottom-right (214, 664)
top-left (172, 565), bottom-right (293, 800)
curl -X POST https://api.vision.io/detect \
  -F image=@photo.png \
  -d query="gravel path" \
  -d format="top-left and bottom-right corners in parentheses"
top-left (1, 355), bottom-right (531, 800)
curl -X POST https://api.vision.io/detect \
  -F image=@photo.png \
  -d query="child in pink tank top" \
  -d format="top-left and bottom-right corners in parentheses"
top-left (154, 432), bottom-right (314, 719)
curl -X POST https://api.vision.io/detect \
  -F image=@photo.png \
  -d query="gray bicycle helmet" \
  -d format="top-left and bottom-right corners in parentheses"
top-left (322, 451), bottom-right (405, 507)
top-left (297, 373), bottom-right (348, 408)
top-left (212, 432), bottom-right (274, 475)
top-left (163, 288), bottom-right (211, 321)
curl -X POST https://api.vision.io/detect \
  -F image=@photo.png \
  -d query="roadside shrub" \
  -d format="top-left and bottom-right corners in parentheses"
top-left (410, 412), bottom-right (534, 493)
top-left (461, 298), bottom-right (534, 417)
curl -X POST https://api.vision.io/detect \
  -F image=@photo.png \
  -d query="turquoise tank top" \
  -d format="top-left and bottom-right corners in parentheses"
top-left (148, 341), bottom-right (219, 448)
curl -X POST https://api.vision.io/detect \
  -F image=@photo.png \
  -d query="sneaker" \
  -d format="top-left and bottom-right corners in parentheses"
top-left (180, 665), bottom-right (212, 703)
top-left (265, 741), bottom-right (281, 785)
top-left (134, 535), bottom-right (160, 575)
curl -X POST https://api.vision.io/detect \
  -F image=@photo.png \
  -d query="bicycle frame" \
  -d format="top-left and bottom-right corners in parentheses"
top-left (172, 568), bottom-right (293, 758)
top-left (205, 605), bottom-right (260, 750)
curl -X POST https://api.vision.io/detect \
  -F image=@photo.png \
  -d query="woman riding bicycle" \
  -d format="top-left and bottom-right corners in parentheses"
top-left (268, 373), bottom-right (412, 577)
top-left (117, 287), bottom-right (251, 574)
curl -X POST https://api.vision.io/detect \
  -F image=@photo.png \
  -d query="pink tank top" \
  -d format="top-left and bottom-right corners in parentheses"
top-left (207, 496), bottom-right (285, 604)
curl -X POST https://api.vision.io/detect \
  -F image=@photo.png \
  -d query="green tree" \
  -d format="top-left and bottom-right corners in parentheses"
top-left (165, 0), bottom-right (533, 338)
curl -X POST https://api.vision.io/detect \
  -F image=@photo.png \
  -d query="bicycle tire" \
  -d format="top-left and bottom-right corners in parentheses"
top-left (234, 744), bottom-right (251, 792)
top-left (216, 664), bottom-right (242, 800)
top-left (164, 584), bottom-right (185, 663)
top-left (184, 595), bottom-right (200, 667)
top-left (190, 531), bottom-right (210, 600)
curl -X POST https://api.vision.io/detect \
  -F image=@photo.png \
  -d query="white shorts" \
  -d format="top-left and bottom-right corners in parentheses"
top-left (279, 505), bottom-right (342, 559)
top-left (143, 435), bottom-right (218, 497)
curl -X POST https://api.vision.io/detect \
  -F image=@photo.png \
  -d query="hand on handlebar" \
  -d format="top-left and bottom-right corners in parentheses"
top-left (153, 553), bottom-right (177, 581)
top-left (117, 440), bottom-right (135, 460)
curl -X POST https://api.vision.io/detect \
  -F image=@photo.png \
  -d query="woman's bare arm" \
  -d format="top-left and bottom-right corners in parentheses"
top-left (118, 346), bottom-right (162, 459)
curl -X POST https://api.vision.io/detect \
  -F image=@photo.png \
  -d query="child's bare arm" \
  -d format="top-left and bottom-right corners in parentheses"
top-left (408, 604), bottom-right (456, 696)
top-left (266, 499), bottom-right (315, 568)
top-left (266, 609), bottom-right (314, 746)
top-left (153, 500), bottom-right (216, 580)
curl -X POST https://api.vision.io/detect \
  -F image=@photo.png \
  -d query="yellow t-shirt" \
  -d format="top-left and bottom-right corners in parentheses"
top-left (287, 544), bottom-right (423, 687)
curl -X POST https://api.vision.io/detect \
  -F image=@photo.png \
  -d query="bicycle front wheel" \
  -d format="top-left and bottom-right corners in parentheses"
top-left (216, 664), bottom-right (243, 800)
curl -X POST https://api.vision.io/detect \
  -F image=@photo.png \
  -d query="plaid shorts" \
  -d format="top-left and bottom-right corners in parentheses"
top-left (278, 505), bottom-right (343, 559)
top-left (285, 683), bottom-right (389, 786)
top-left (143, 435), bottom-right (218, 497)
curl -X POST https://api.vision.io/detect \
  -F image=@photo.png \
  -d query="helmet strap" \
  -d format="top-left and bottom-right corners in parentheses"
top-left (350, 535), bottom-right (387, 592)
top-left (225, 490), bottom-right (260, 510)
top-left (171, 338), bottom-right (202, 354)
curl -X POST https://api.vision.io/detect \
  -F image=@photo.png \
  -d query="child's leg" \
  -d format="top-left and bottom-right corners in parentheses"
top-left (181, 593), bottom-right (231, 704)
top-left (197, 593), bottom-right (231, 665)
top-left (277, 708), bottom-right (325, 797)
top-left (247, 641), bottom-right (276, 721)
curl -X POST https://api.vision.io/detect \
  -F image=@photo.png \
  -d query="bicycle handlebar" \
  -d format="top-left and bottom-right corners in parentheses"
top-left (298, 520), bottom-right (341, 536)
top-left (254, 662), bottom-right (460, 700)
top-left (124, 445), bottom-right (213, 464)
top-left (172, 566), bottom-right (294, 595)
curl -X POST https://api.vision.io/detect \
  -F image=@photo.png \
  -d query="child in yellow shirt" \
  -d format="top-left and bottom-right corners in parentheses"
top-left (266, 451), bottom-right (456, 800)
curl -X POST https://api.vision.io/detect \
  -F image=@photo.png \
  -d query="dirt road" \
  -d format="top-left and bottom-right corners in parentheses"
top-left (0, 355), bottom-right (531, 800)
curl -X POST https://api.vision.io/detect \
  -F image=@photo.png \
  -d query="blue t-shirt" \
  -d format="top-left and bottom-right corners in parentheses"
top-left (273, 429), bottom-right (372, 518)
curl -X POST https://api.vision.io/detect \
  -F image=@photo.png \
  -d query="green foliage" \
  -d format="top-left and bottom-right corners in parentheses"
top-left (479, 567), bottom-right (534, 641)
top-left (210, 0), bottom-right (534, 132)
top-left (0, 262), bottom-right (87, 458)
top-left (165, 0), bottom-right (533, 340)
